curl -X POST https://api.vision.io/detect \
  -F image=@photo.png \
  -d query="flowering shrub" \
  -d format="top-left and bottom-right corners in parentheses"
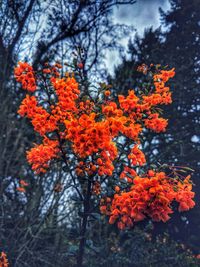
top-left (15, 62), bottom-right (195, 226)
top-left (14, 61), bottom-right (195, 265)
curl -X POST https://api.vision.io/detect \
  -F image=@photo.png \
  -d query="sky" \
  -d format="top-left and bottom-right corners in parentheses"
top-left (106, 0), bottom-right (170, 74)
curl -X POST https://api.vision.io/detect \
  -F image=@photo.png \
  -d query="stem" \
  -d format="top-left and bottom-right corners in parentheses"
top-left (76, 177), bottom-right (92, 267)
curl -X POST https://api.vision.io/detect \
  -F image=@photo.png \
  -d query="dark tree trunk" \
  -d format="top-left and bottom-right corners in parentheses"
top-left (76, 178), bottom-right (92, 267)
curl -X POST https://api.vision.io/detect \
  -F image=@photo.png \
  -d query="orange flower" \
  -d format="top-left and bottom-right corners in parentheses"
top-left (0, 252), bottom-right (8, 267)
top-left (115, 186), bottom-right (120, 193)
top-left (20, 180), bottom-right (28, 187)
top-left (128, 145), bottom-right (146, 166)
top-left (17, 187), bottom-right (26, 193)
top-left (92, 181), bottom-right (101, 195)
top-left (77, 62), bottom-right (84, 69)
top-left (148, 170), bottom-right (155, 177)
top-left (27, 137), bottom-right (59, 174)
top-left (104, 90), bottom-right (111, 97)
top-left (54, 183), bottom-right (63, 193)
top-left (97, 158), bottom-right (103, 165)
top-left (137, 64), bottom-right (148, 74)
top-left (43, 68), bottom-right (51, 74)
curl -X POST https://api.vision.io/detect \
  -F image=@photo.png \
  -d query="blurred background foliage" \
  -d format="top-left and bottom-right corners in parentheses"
top-left (0, 0), bottom-right (199, 266)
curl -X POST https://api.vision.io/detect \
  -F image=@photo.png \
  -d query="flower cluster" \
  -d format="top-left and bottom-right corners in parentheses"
top-left (100, 173), bottom-right (195, 229)
top-left (144, 113), bottom-right (168, 133)
top-left (92, 181), bottom-right (101, 195)
top-left (14, 62), bottom-right (36, 92)
top-left (0, 252), bottom-right (8, 267)
top-left (17, 179), bottom-right (29, 193)
top-left (27, 137), bottom-right (59, 174)
top-left (51, 75), bottom-right (80, 114)
top-left (18, 95), bottom-right (57, 135)
top-left (128, 145), bottom-right (146, 166)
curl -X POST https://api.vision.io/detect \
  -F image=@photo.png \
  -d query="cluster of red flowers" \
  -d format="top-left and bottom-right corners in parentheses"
top-left (100, 173), bottom-right (195, 229)
top-left (144, 113), bottom-right (168, 133)
top-left (26, 137), bottom-right (59, 174)
top-left (128, 145), bottom-right (146, 166)
top-left (51, 75), bottom-right (80, 114)
top-left (0, 252), bottom-right (8, 267)
top-left (17, 179), bottom-right (29, 193)
top-left (92, 181), bottom-right (101, 195)
top-left (15, 62), bottom-right (175, 177)
top-left (14, 62), bottom-right (36, 92)
top-left (120, 166), bottom-right (137, 183)
top-left (18, 95), bottom-right (58, 135)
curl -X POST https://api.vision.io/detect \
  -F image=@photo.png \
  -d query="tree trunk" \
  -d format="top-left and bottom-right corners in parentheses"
top-left (76, 178), bottom-right (92, 267)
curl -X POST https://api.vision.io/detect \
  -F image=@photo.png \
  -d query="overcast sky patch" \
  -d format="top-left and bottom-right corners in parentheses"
top-left (106, 0), bottom-right (170, 74)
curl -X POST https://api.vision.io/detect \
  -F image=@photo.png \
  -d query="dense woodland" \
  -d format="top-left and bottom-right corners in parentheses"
top-left (0, 0), bottom-right (199, 266)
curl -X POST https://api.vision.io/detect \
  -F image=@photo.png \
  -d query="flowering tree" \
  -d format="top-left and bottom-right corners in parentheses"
top-left (14, 61), bottom-right (195, 267)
